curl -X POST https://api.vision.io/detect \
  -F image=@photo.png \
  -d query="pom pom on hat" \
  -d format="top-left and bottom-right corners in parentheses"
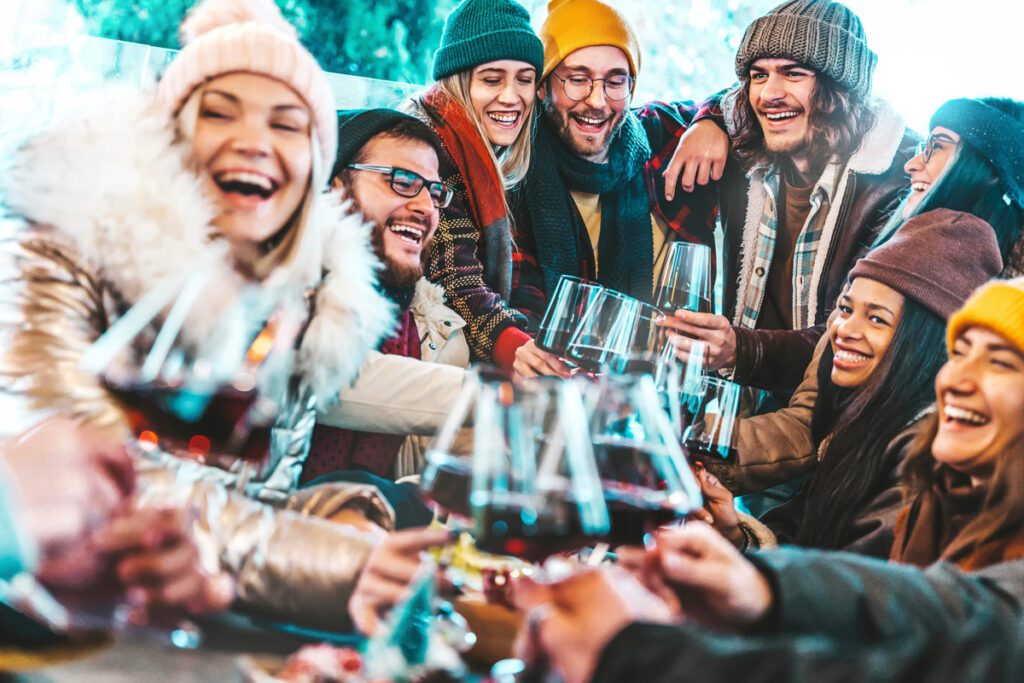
top-left (157, 0), bottom-right (336, 173)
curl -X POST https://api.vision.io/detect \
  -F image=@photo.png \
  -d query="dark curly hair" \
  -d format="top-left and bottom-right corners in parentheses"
top-left (725, 69), bottom-right (878, 172)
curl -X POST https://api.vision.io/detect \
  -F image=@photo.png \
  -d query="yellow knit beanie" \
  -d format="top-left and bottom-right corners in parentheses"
top-left (539, 0), bottom-right (641, 81)
top-left (947, 278), bottom-right (1024, 354)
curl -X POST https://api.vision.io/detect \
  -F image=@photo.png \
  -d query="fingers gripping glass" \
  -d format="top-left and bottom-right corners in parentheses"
top-left (552, 73), bottom-right (634, 102)
top-left (347, 164), bottom-right (454, 208)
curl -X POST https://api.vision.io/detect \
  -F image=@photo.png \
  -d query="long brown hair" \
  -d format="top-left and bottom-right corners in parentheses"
top-left (725, 71), bottom-right (878, 172)
top-left (902, 410), bottom-right (1024, 552)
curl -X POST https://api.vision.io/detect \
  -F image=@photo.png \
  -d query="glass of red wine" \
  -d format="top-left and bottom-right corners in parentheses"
top-left (469, 376), bottom-right (609, 564)
top-left (683, 376), bottom-right (742, 463)
top-left (588, 370), bottom-right (703, 547)
top-left (654, 241), bottom-right (713, 315)
top-left (566, 289), bottom-right (642, 373)
top-left (536, 276), bottom-right (605, 358)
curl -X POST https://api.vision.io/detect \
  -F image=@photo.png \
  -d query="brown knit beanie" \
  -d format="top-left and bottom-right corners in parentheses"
top-left (735, 0), bottom-right (877, 98)
top-left (848, 209), bottom-right (1003, 320)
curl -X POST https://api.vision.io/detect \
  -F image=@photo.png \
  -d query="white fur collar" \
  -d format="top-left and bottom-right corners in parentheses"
top-left (411, 277), bottom-right (464, 330)
top-left (5, 88), bottom-right (395, 408)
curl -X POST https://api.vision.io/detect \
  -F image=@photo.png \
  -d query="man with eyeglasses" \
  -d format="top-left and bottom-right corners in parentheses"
top-left (301, 109), bottom-right (470, 490)
top-left (509, 0), bottom-right (722, 377)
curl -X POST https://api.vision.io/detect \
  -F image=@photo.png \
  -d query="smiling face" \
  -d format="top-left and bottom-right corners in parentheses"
top-left (748, 58), bottom-right (817, 166)
top-left (829, 278), bottom-right (905, 388)
top-left (932, 326), bottom-right (1024, 479)
top-left (190, 73), bottom-right (313, 255)
top-left (341, 133), bottom-right (441, 285)
top-left (902, 126), bottom-right (961, 218)
top-left (540, 45), bottom-right (631, 163)
top-left (468, 60), bottom-right (536, 148)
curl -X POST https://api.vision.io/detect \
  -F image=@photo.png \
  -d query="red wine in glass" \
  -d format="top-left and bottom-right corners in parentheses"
top-left (104, 378), bottom-right (272, 465)
top-left (603, 485), bottom-right (681, 546)
top-left (535, 326), bottom-right (576, 357)
top-left (567, 344), bottom-right (616, 373)
top-left (473, 495), bottom-right (594, 563)
top-left (420, 451), bottom-right (473, 519)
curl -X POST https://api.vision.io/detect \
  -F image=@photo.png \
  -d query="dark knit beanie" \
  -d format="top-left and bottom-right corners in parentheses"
top-left (735, 0), bottom-right (877, 98)
top-left (930, 98), bottom-right (1024, 211)
top-left (432, 0), bottom-right (544, 81)
top-left (848, 209), bottom-right (1003, 320)
top-left (331, 108), bottom-right (437, 180)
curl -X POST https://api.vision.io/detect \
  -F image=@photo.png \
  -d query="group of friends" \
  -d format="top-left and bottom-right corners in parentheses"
top-left (2, 0), bottom-right (1024, 679)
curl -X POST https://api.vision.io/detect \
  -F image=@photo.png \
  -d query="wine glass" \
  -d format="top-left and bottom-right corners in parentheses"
top-left (683, 376), bottom-right (742, 463)
top-left (654, 241), bottom-right (713, 315)
top-left (566, 289), bottom-right (642, 373)
top-left (536, 275), bottom-right (605, 358)
top-left (588, 370), bottom-right (703, 546)
top-left (74, 269), bottom-right (303, 646)
top-left (469, 376), bottom-right (610, 564)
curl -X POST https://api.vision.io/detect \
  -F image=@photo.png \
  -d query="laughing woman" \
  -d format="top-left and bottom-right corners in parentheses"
top-left (405, 0), bottom-right (552, 373)
top-left (892, 278), bottom-right (1024, 569)
top-left (697, 210), bottom-right (1002, 557)
top-left (1, 0), bottom-right (399, 629)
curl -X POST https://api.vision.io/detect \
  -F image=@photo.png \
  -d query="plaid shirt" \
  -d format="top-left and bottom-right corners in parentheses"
top-left (509, 99), bottom-right (720, 329)
top-left (737, 164), bottom-right (839, 331)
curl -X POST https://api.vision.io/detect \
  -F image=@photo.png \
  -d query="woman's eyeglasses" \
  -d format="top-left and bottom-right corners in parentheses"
top-left (346, 164), bottom-right (454, 208)
top-left (914, 133), bottom-right (959, 164)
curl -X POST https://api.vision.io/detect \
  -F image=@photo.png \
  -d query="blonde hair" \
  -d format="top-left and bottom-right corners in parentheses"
top-left (175, 84), bottom-right (322, 285)
top-left (436, 69), bottom-right (535, 190)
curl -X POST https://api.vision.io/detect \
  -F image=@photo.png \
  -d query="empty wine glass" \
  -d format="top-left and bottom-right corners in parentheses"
top-left (683, 376), bottom-right (742, 463)
top-left (536, 276), bottom-right (605, 358)
top-left (469, 376), bottom-right (610, 563)
top-left (654, 242), bottom-right (713, 315)
top-left (589, 371), bottom-right (703, 546)
top-left (566, 289), bottom-right (642, 373)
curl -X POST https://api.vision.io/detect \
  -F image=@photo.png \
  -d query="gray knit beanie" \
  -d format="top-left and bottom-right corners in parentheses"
top-left (735, 0), bottom-right (877, 98)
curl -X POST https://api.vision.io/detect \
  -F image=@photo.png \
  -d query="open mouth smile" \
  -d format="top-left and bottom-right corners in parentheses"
top-left (571, 113), bottom-right (608, 133)
top-left (213, 170), bottom-right (280, 201)
top-left (487, 111), bottom-right (521, 128)
top-left (943, 404), bottom-right (990, 427)
top-left (389, 223), bottom-right (426, 246)
top-left (833, 346), bottom-right (872, 369)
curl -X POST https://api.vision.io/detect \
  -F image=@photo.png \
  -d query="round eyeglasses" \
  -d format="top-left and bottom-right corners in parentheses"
top-left (551, 72), bottom-right (634, 102)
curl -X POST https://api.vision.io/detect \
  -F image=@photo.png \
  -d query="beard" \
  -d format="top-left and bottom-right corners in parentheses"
top-left (541, 92), bottom-right (626, 160)
top-left (369, 218), bottom-right (432, 288)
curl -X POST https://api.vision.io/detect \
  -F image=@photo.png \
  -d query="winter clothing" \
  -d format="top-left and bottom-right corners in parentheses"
top-left (539, 0), bottom-right (641, 79)
top-left (892, 466), bottom-right (1024, 571)
top-left (404, 94), bottom-right (532, 368)
top-left (0, 91), bottom-right (397, 630)
top-left (931, 98), bottom-right (1024, 210)
top-left (719, 98), bottom-right (918, 390)
top-left (305, 278), bottom-right (470, 482)
top-left (156, 0), bottom-right (337, 173)
top-left (332, 108), bottom-right (433, 180)
top-left (948, 278), bottom-right (1024, 356)
top-left (511, 101), bottom-right (719, 318)
top-left (431, 0), bottom-right (543, 80)
top-left (734, 0), bottom-right (877, 99)
top-left (848, 209), bottom-right (1003, 320)
top-left (594, 550), bottom-right (1024, 683)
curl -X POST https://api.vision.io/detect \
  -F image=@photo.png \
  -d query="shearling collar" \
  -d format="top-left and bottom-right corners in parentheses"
top-left (5, 88), bottom-right (395, 408)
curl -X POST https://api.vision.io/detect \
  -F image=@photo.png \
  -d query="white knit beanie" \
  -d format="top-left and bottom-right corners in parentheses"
top-left (156, 0), bottom-right (336, 172)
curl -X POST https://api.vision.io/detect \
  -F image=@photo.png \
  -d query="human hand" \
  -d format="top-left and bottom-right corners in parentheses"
top-left (515, 568), bottom-right (673, 683)
top-left (513, 339), bottom-right (571, 379)
top-left (659, 311), bottom-right (737, 371)
top-left (692, 465), bottom-right (743, 547)
top-left (348, 527), bottom-right (452, 635)
top-left (662, 119), bottom-right (729, 200)
top-left (1, 417), bottom-right (134, 557)
top-left (651, 522), bottom-right (773, 631)
top-left (92, 506), bottom-right (234, 617)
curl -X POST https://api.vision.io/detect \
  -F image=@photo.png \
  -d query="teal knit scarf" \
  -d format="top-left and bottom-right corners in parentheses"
top-left (526, 111), bottom-right (653, 299)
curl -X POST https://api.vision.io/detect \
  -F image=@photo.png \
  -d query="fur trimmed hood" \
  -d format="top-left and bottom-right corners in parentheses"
top-left (5, 88), bottom-right (395, 408)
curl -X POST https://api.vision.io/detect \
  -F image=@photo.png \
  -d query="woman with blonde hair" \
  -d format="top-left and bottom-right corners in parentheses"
top-left (2, 0), bottom-right (404, 630)
top-left (406, 0), bottom-right (553, 373)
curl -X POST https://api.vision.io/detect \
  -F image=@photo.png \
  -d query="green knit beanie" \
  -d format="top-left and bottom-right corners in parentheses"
top-left (735, 0), bottom-right (877, 98)
top-left (432, 0), bottom-right (544, 81)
